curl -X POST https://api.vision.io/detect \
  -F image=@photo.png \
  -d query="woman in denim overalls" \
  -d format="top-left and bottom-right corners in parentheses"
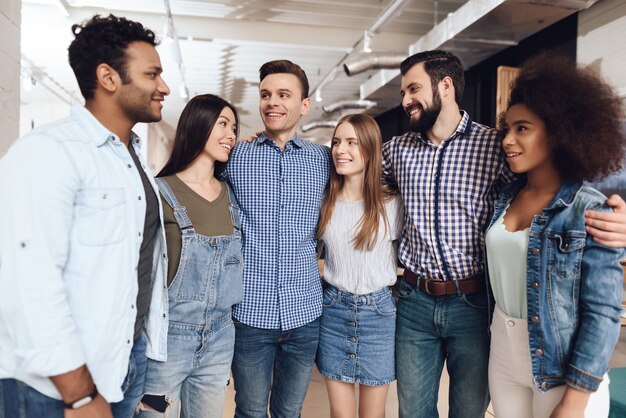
top-left (137, 94), bottom-right (243, 418)
top-left (486, 54), bottom-right (625, 418)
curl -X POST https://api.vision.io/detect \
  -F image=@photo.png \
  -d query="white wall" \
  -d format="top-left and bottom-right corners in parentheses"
top-left (578, 0), bottom-right (626, 101)
top-left (0, 0), bottom-right (21, 156)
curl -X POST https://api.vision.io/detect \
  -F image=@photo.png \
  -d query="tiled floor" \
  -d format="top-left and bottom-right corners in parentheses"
top-left (221, 285), bottom-right (626, 417)
top-left (222, 365), bottom-right (496, 417)
top-left (222, 325), bottom-right (626, 418)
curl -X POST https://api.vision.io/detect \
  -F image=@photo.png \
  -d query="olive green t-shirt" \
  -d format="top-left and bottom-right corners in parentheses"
top-left (161, 175), bottom-right (234, 287)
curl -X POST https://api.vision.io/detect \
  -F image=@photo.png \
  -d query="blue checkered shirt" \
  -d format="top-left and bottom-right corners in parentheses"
top-left (382, 111), bottom-right (515, 281)
top-left (224, 133), bottom-right (331, 330)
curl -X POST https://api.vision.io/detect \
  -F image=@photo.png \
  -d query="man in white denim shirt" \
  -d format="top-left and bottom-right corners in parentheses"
top-left (0, 14), bottom-right (170, 418)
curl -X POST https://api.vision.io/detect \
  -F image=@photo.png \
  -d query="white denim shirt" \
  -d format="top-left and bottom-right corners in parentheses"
top-left (0, 106), bottom-right (169, 403)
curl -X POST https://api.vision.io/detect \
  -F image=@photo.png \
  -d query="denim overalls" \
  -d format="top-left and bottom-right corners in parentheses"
top-left (138, 178), bottom-right (244, 418)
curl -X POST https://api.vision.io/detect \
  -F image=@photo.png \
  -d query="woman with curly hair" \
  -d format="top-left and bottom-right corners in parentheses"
top-left (486, 53), bottom-right (626, 418)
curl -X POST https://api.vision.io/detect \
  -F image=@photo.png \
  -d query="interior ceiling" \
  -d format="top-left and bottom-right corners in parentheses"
top-left (20, 0), bottom-right (468, 141)
top-left (19, 0), bottom-right (599, 142)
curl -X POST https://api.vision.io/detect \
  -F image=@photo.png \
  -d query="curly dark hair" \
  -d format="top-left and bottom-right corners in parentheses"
top-left (504, 53), bottom-right (625, 182)
top-left (68, 14), bottom-right (158, 100)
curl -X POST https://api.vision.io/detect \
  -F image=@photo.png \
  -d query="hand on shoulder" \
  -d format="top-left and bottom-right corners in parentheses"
top-left (585, 194), bottom-right (626, 248)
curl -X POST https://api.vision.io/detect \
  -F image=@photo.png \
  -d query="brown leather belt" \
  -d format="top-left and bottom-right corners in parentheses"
top-left (403, 269), bottom-right (486, 296)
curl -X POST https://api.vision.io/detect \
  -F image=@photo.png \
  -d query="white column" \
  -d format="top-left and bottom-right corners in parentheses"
top-left (0, 0), bottom-right (21, 156)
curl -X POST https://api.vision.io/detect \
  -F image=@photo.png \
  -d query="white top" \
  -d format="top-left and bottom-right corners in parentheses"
top-left (321, 196), bottom-right (403, 295)
top-left (485, 208), bottom-right (529, 319)
top-left (0, 106), bottom-right (169, 403)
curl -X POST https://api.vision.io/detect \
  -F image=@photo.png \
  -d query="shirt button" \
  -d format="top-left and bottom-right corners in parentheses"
top-left (138, 232), bottom-right (142, 237)
top-left (20, 242), bottom-right (27, 248)
top-left (348, 321), bottom-right (356, 327)
top-left (349, 353), bottom-right (356, 359)
top-left (127, 340), bottom-right (131, 344)
top-left (138, 196), bottom-right (142, 200)
top-left (535, 348), bottom-right (544, 356)
top-left (350, 305), bottom-right (356, 311)
top-left (102, 194), bottom-right (107, 199)
top-left (127, 164), bottom-right (132, 168)
top-left (348, 336), bottom-right (356, 342)
top-left (531, 316), bottom-right (540, 324)
top-left (531, 248), bottom-right (540, 256)
top-left (531, 282), bottom-right (539, 289)
top-left (131, 305), bottom-right (135, 309)
top-left (507, 320), bottom-right (515, 327)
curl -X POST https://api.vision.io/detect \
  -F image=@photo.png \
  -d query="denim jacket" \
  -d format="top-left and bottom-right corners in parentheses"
top-left (488, 178), bottom-right (624, 392)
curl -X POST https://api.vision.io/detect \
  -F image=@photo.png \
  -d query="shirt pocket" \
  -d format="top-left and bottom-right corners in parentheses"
top-left (548, 231), bottom-right (586, 279)
top-left (75, 188), bottom-right (126, 246)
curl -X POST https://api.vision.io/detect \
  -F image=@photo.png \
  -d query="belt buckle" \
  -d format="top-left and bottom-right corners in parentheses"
top-left (423, 278), bottom-right (443, 295)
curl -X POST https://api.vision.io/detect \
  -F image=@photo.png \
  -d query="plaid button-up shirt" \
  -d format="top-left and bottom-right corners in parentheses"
top-left (224, 133), bottom-right (331, 330)
top-left (382, 111), bottom-right (515, 281)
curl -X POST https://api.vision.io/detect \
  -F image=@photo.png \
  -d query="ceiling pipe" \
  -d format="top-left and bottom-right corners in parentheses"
top-left (310, 0), bottom-right (412, 100)
top-left (322, 99), bottom-right (376, 114)
top-left (301, 120), bottom-right (339, 133)
top-left (343, 53), bottom-right (406, 77)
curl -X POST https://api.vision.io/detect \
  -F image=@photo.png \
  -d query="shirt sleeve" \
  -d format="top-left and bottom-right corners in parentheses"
top-left (382, 140), bottom-right (398, 191)
top-left (566, 203), bottom-right (624, 392)
top-left (0, 135), bottom-right (87, 377)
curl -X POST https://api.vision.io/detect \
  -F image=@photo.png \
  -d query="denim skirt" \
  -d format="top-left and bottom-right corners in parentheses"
top-left (316, 284), bottom-right (396, 386)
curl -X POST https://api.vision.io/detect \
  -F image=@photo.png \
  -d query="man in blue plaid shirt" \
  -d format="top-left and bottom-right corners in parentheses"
top-left (383, 50), bottom-right (626, 418)
top-left (223, 60), bottom-right (331, 418)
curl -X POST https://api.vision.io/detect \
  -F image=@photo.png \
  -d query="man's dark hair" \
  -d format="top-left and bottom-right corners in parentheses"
top-left (158, 94), bottom-right (239, 178)
top-left (400, 50), bottom-right (465, 105)
top-left (68, 14), bottom-right (158, 100)
top-left (259, 60), bottom-right (309, 99)
top-left (503, 52), bottom-right (625, 182)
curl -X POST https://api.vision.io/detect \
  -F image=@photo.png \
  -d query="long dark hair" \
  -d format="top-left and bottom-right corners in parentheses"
top-left (158, 94), bottom-right (239, 177)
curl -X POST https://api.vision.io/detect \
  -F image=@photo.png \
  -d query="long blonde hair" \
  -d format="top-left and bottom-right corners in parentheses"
top-left (317, 114), bottom-right (392, 251)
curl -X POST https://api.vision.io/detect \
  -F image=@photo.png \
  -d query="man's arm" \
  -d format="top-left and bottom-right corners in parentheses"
top-left (0, 136), bottom-right (107, 416)
top-left (381, 139), bottom-right (398, 191)
top-left (585, 194), bottom-right (626, 248)
top-left (51, 366), bottom-right (112, 418)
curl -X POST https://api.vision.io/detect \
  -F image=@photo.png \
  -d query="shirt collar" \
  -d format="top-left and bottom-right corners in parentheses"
top-left (414, 110), bottom-right (471, 145)
top-left (71, 105), bottom-right (143, 148)
top-left (500, 177), bottom-right (583, 211)
top-left (258, 132), bottom-right (304, 149)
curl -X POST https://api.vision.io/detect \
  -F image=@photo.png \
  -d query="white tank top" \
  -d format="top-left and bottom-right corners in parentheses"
top-left (485, 208), bottom-right (530, 319)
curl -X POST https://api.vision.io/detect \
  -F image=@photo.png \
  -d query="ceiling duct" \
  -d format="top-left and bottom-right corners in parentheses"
top-left (310, 0), bottom-right (413, 100)
top-left (301, 120), bottom-right (339, 133)
top-left (360, 0), bottom-right (600, 103)
top-left (322, 99), bottom-right (377, 114)
top-left (343, 53), bottom-right (407, 77)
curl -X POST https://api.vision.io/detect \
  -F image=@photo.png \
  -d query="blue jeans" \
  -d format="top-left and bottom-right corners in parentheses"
top-left (395, 279), bottom-right (490, 418)
top-left (137, 319), bottom-right (235, 418)
top-left (0, 333), bottom-right (147, 418)
top-left (231, 318), bottom-right (320, 418)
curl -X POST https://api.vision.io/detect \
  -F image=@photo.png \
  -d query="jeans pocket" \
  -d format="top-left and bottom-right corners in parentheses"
top-left (397, 279), bottom-right (414, 299)
top-left (461, 293), bottom-right (488, 310)
top-left (374, 295), bottom-right (397, 317)
top-left (322, 289), bottom-right (336, 308)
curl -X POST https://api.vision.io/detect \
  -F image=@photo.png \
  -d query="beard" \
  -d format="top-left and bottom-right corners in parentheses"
top-left (408, 90), bottom-right (442, 134)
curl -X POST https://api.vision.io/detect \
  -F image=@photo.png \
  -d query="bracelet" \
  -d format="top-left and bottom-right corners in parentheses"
top-left (63, 386), bottom-right (98, 409)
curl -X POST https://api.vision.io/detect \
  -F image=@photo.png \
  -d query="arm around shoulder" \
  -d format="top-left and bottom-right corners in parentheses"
top-left (585, 194), bottom-right (626, 248)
